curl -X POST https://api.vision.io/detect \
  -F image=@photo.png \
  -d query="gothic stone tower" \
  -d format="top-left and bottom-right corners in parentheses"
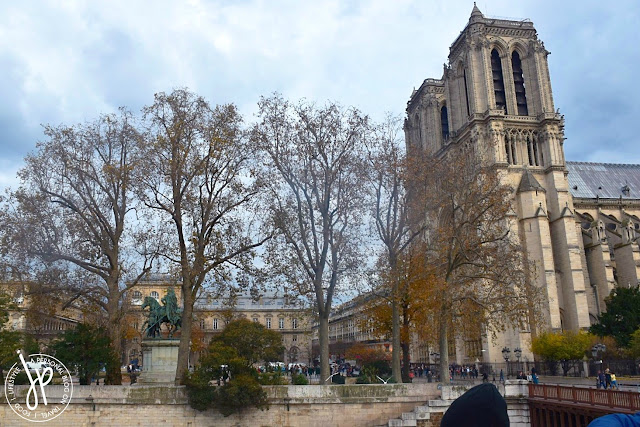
top-left (405, 4), bottom-right (590, 364)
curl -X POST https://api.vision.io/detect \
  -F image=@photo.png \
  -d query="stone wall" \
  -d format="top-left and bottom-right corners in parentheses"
top-left (0, 383), bottom-right (439, 427)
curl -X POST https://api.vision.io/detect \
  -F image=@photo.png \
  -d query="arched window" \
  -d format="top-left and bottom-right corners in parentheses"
top-left (150, 291), bottom-right (159, 300)
top-left (512, 51), bottom-right (528, 116)
top-left (440, 105), bottom-right (449, 141)
top-left (463, 69), bottom-right (471, 116)
top-left (491, 50), bottom-right (508, 114)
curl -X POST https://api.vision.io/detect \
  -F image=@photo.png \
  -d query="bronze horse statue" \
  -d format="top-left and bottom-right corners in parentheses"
top-left (141, 288), bottom-right (182, 338)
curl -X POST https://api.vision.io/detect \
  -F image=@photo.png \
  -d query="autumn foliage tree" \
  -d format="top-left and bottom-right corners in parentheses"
top-left (138, 89), bottom-right (269, 385)
top-left (364, 114), bottom-right (425, 382)
top-left (531, 330), bottom-right (593, 375)
top-left (252, 94), bottom-right (369, 383)
top-left (3, 111), bottom-right (155, 384)
top-left (419, 149), bottom-right (541, 382)
top-left (360, 241), bottom-right (437, 381)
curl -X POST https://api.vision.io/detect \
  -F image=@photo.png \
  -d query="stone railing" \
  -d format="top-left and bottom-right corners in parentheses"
top-left (1, 383), bottom-right (440, 427)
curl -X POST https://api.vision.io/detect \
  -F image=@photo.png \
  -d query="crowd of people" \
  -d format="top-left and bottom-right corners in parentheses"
top-left (596, 368), bottom-right (619, 390)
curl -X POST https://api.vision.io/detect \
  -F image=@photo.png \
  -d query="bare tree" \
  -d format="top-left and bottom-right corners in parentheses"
top-left (418, 149), bottom-right (542, 382)
top-left (252, 94), bottom-right (368, 383)
top-left (365, 114), bottom-right (424, 382)
top-left (3, 110), bottom-right (154, 384)
top-left (138, 89), bottom-right (268, 385)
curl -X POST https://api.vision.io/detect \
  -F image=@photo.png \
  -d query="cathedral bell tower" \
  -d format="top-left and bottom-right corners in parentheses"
top-left (406, 4), bottom-right (591, 363)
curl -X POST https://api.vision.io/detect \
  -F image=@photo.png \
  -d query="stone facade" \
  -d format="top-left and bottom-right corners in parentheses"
top-left (404, 4), bottom-right (639, 366)
top-left (1, 275), bottom-right (312, 368)
top-left (0, 383), bottom-right (440, 427)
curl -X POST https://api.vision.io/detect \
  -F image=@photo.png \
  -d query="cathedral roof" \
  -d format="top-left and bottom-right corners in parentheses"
top-left (567, 161), bottom-right (640, 200)
top-left (517, 169), bottom-right (545, 194)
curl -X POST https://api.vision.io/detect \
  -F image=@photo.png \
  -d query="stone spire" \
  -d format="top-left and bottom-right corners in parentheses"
top-left (469, 2), bottom-right (484, 22)
top-left (517, 169), bottom-right (546, 194)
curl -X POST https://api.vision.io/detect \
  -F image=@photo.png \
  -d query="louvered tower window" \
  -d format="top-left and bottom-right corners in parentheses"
top-left (441, 105), bottom-right (449, 140)
top-left (512, 51), bottom-right (528, 116)
top-left (491, 50), bottom-right (507, 114)
top-left (463, 70), bottom-right (471, 116)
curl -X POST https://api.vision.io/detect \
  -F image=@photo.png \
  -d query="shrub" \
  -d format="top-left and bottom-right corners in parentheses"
top-left (258, 371), bottom-right (288, 385)
top-left (214, 374), bottom-right (268, 417)
top-left (292, 373), bottom-right (308, 385)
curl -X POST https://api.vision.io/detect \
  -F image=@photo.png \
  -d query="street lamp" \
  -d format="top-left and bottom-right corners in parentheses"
top-left (514, 347), bottom-right (522, 373)
top-left (591, 343), bottom-right (606, 376)
top-left (502, 347), bottom-right (511, 378)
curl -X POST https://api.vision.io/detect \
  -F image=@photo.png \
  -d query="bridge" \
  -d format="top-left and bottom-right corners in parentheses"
top-left (528, 383), bottom-right (640, 426)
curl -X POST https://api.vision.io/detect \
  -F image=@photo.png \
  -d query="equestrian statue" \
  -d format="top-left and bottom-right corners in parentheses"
top-left (141, 288), bottom-right (182, 338)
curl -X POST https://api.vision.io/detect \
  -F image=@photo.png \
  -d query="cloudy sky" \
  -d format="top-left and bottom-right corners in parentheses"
top-left (1, 0), bottom-right (638, 189)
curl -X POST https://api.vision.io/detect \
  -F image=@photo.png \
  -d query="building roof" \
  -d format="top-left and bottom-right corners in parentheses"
top-left (518, 169), bottom-right (546, 194)
top-left (567, 161), bottom-right (640, 200)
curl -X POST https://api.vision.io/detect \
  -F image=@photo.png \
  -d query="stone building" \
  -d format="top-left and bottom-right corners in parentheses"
top-left (124, 275), bottom-right (312, 367)
top-left (404, 5), bottom-right (639, 365)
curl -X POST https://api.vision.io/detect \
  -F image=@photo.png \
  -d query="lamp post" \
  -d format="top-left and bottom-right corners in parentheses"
top-left (591, 343), bottom-right (606, 377)
top-left (502, 347), bottom-right (511, 378)
top-left (514, 347), bottom-right (522, 374)
top-left (429, 352), bottom-right (440, 382)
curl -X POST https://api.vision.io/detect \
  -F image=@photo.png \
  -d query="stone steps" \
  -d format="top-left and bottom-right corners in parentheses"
top-left (385, 398), bottom-right (452, 426)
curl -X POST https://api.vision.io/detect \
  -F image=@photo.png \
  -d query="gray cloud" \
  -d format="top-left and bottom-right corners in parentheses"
top-left (0, 0), bottom-right (638, 190)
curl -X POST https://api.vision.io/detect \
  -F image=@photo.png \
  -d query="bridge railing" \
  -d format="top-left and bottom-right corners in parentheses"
top-left (528, 383), bottom-right (640, 412)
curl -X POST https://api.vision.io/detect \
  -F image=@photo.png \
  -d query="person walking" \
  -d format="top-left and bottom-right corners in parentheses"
top-left (499, 369), bottom-right (504, 382)
top-left (597, 370), bottom-right (607, 389)
top-left (610, 371), bottom-right (618, 390)
top-left (605, 369), bottom-right (612, 390)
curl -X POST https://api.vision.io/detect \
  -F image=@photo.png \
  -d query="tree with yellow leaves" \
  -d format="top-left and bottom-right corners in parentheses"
top-left (417, 148), bottom-right (543, 382)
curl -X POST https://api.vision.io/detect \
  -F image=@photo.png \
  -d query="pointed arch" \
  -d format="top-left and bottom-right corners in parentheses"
top-left (440, 103), bottom-right (449, 141)
top-left (491, 49), bottom-right (508, 114)
top-left (512, 50), bottom-right (528, 115)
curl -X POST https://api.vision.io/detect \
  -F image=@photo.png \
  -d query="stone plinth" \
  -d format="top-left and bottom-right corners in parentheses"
top-left (140, 339), bottom-right (179, 384)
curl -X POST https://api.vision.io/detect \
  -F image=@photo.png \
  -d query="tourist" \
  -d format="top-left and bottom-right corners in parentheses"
top-left (610, 372), bottom-right (619, 390)
top-left (605, 369), bottom-right (612, 389)
top-left (588, 412), bottom-right (640, 426)
top-left (499, 369), bottom-right (504, 382)
top-left (598, 370), bottom-right (607, 389)
top-left (441, 383), bottom-right (509, 427)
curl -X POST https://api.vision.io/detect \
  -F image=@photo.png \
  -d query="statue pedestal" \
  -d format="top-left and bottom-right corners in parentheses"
top-left (140, 339), bottom-right (180, 384)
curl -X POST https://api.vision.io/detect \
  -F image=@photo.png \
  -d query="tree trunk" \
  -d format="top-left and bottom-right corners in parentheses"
top-left (401, 308), bottom-right (411, 382)
top-left (174, 286), bottom-right (193, 385)
top-left (439, 305), bottom-right (449, 383)
top-left (319, 315), bottom-right (330, 384)
top-left (105, 286), bottom-right (122, 385)
top-left (401, 341), bottom-right (411, 382)
top-left (391, 281), bottom-right (402, 383)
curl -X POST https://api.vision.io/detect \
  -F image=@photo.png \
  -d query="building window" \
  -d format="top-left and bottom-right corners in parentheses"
top-left (266, 318), bottom-right (272, 329)
top-left (292, 335), bottom-right (298, 342)
top-left (292, 318), bottom-right (298, 329)
top-left (213, 318), bottom-right (218, 330)
top-left (200, 319), bottom-right (205, 329)
top-left (491, 49), bottom-right (508, 114)
top-left (132, 291), bottom-right (142, 304)
top-left (440, 105), bottom-right (449, 141)
top-left (511, 51), bottom-right (528, 116)
top-left (463, 69), bottom-right (471, 116)
top-left (279, 318), bottom-right (284, 329)
top-left (150, 291), bottom-right (159, 300)
top-left (253, 317), bottom-right (259, 323)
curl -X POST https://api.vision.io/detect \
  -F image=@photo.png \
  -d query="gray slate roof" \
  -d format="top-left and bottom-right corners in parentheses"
top-left (567, 162), bottom-right (640, 199)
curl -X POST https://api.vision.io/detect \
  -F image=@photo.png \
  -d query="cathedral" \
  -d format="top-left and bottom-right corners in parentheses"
top-left (404, 4), bottom-right (640, 365)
